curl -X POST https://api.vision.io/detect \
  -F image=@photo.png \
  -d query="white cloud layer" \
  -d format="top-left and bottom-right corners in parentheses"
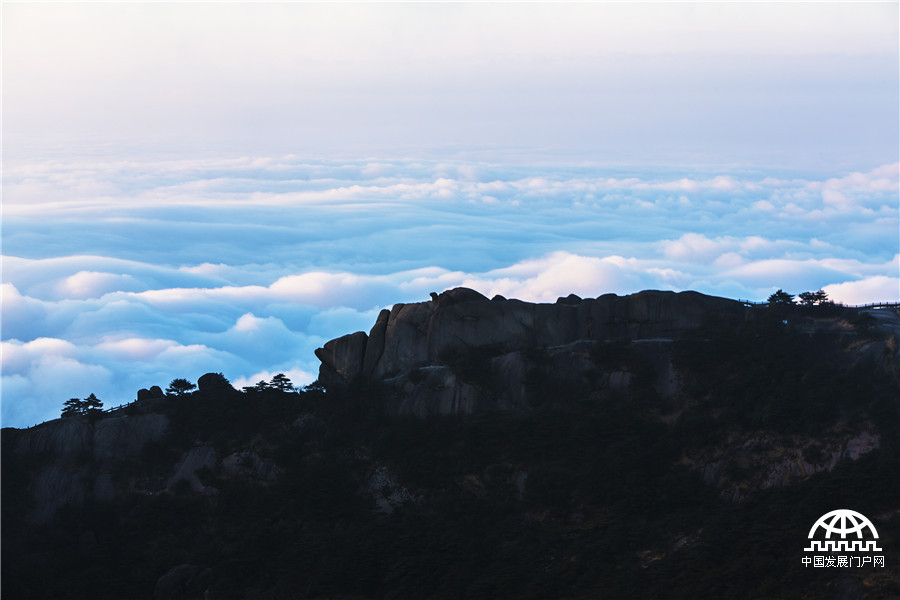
top-left (2, 158), bottom-right (897, 428)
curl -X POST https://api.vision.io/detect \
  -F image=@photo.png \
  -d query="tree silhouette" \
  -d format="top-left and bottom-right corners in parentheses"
top-left (60, 394), bottom-right (104, 421)
top-left (798, 289), bottom-right (829, 307)
top-left (61, 398), bottom-right (83, 418)
top-left (83, 393), bottom-right (102, 411)
top-left (166, 378), bottom-right (197, 396)
top-left (767, 289), bottom-right (795, 307)
top-left (270, 373), bottom-right (293, 392)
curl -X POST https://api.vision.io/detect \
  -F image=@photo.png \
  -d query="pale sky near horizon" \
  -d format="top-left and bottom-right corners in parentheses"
top-left (2, 2), bottom-right (899, 428)
top-left (5, 2), bottom-right (898, 167)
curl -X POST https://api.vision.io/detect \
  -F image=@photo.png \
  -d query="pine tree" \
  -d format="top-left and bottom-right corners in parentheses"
top-left (767, 289), bottom-right (795, 307)
top-left (83, 393), bottom-right (104, 422)
top-left (61, 398), bottom-right (83, 418)
top-left (798, 289), bottom-right (829, 306)
top-left (166, 378), bottom-right (197, 396)
top-left (270, 373), bottom-right (293, 392)
top-left (60, 394), bottom-right (104, 421)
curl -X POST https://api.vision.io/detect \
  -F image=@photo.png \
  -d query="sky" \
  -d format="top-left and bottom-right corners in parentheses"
top-left (2, 2), bottom-right (899, 428)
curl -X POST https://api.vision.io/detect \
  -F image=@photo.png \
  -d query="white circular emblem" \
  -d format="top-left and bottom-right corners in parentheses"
top-left (808, 509), bottom-right (878, 539)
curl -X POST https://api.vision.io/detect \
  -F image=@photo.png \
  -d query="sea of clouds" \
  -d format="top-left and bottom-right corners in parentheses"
top-left (2, 156), bottom-right (898, 427)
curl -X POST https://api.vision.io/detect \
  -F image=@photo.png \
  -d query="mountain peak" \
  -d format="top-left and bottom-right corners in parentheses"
top-left (315, 288), bottom-right (750, 416)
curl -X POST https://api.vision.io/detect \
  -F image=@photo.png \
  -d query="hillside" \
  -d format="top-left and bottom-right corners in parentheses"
top-left (3, 290), bottom-right (900, 599)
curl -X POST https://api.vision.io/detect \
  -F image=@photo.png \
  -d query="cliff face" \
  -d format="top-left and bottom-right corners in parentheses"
top-left (11, 413), bottom-right (170, 524)
top-left (316, 288), bottom-right (751, 416)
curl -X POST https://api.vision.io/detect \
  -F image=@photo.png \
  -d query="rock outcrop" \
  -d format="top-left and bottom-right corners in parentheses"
top-left (93, 414), bottom-right (170, 464)
top-left (696, 430), bottom-right (882, 503)
top-left (137, 385), bottom-right (165, 402)
top-left (316, 288), bottom-right (750, 416)
top-left (14, 417), bottom-right (93, 460)
top-left (197, 372), bottom-right (235, 392)
top-left (13, 413), bottom-right (170, 523)
top-left (167, 446), bottom-right (218, 494)
top-left (15, 413), bottom-right (169, 464)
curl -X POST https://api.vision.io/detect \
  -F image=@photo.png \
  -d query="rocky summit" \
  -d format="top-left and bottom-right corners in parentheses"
top-left (316, 288), bottom-right (755, 415)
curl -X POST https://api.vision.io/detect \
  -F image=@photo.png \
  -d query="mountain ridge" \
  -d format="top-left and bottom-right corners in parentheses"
top-left (315, 287), bottom-right (898, 417)
top-left (4, 288), bottom-right (899, 599)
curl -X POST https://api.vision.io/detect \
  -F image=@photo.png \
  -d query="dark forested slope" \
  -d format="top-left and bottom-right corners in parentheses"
top-left (3, 290), bottom-right (899, 599)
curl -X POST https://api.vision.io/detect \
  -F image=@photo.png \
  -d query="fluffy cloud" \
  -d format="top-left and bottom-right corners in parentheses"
top-left (4, 245), bottom-right (896, 428)
top-left (824, 276), bottom-right (900, 306)
top-left (2, 157), bottom-right (897, 428)
top-left (57, 271), bottom-right (146, 299)
top-left (1, 339), bottom-right (115, 426)
top-left (232, 368), bottom-right (317, 392)
top-left (459, 253), bottom-right (650, 303)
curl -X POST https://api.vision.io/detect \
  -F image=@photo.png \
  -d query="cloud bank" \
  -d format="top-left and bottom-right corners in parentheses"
top-left (2, 157), bottom-right (897, 428)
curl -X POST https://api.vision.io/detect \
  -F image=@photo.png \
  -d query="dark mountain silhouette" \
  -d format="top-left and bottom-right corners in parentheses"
top-left (3, 289), bottom-right (899, 599)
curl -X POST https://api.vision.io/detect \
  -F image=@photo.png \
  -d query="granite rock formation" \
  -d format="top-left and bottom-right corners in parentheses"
top-left (316, 288), bottom-right (751, 416)
top-left (13, 413), bottom-right (170, 523)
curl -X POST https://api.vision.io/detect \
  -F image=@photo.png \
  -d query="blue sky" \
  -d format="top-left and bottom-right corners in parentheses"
top-left (2, 3), bottom-right (898, 428)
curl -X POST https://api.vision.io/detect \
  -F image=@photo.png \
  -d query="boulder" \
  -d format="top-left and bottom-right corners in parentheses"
top-left (314, 331), bottom-right (368, 389)
top-left (197, 372), bottom-right (233, 392)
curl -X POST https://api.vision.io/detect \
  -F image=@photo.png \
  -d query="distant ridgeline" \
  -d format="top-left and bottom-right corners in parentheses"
top-left (4, 288), bottom-right (899, 599)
